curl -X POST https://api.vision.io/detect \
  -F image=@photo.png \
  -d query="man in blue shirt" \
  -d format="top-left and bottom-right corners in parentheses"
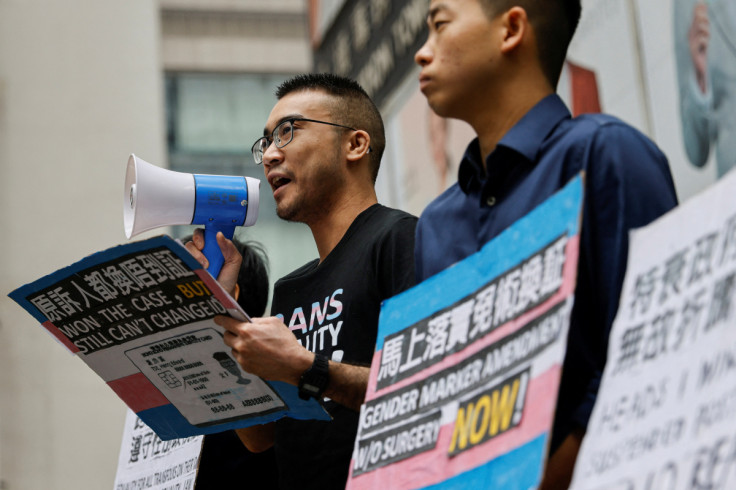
top-left (414, 0), bottom-right (678, 487)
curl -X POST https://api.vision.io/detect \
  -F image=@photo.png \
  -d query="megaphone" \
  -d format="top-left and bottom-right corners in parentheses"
top-left (124, 154), bottom-right (260, 277)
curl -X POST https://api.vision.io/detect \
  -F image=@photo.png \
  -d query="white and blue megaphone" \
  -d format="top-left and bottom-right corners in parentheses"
top-left (123, 154), bottom-right (260, 277)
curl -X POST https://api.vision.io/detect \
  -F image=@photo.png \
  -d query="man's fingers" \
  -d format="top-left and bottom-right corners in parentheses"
top-left (214, 314), bottom-right (239, 332)
top-left (216, 231), bottom-right (240, 261)
top-left (206, 231), bottom-right (241, 296)
top-left (183, 228), bottom-right (209, 268)
top-left (184, 241), bottom-right (209, 269)
top-left (250, 316), bottom-right (281, 327)
top-left (192, 228), bottom-right (205, 248)
top-left (216, 319), bottom-right (253, 372)
top-left (222, 330), bottom-right (237, 349)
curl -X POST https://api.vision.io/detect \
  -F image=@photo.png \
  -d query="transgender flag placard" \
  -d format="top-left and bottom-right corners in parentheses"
top-left (347, 175), bottom-right (584, 490)
top-left (8, 235), bottom-right (329, 441)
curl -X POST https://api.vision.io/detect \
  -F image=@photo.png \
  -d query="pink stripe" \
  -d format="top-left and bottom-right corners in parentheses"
top-left (561, 235), bottom-right (580, 298)
top-left (195, 269), bottom-right (238, 309)
top-left (367, 350), bottom-right (382, 394)
top-left (42, 321), bottom-right (79, 353)
top-left (349, 366), bottom-right (561, 489)
top-left (367, 236), bottom-right (579, 398)
top-left (107, 373), bottom-right (170, 412)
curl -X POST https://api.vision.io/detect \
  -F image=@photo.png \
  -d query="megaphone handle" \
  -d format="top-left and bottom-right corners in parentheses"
top-left (203, 223), bottom-right (237, 278)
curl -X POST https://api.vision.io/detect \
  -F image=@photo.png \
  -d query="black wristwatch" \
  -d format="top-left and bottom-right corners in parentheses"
top-left (298, 353), bottom-right (329, 400)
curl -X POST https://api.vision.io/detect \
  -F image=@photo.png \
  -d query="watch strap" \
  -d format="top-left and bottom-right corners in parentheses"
top-left (298, 353), bottom-right (329, 400)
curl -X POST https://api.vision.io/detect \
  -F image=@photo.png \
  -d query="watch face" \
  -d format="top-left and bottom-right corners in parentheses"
top-left (298, 381), bottom-right (322, 400)
top-left (303, 383), bottom-right (320, 394)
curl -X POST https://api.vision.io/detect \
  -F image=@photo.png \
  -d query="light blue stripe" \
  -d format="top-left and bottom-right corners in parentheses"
top-left (419, 433), bottom-right (547, 490)
top-left (376, 175), bottom-right (583, 350)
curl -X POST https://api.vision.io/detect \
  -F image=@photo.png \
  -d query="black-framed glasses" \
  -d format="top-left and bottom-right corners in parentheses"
top-left (251, 118), bottom-right (358, 165)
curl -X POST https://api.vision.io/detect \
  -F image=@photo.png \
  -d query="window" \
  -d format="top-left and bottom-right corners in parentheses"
top-left (166, 72), bottom-right (318, 313)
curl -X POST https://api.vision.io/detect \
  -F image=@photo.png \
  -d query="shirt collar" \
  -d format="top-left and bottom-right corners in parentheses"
top-left (458, 139), bottom-right (484, 193)
top-left (458, 94), bottom-right (571, 194)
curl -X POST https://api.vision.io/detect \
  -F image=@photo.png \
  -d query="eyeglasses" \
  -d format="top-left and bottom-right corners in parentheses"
top-left (251, 118), bottom-right (359, 165)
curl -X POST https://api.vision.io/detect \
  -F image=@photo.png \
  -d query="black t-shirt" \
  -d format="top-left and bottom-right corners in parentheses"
top-left (272, 204), bottom-right (417, 490)
top-left (194, 432), bottom-right (277, 490)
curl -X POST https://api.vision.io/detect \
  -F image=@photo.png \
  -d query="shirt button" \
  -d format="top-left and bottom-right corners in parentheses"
top-left (486, 196), bottom-right (496, 206)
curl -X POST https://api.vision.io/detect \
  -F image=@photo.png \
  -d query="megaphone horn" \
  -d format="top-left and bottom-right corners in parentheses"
top-left (124, 154), bottom-right (260, 277)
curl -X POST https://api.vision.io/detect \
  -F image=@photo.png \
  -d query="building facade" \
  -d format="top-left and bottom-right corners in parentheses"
top-left (0, 1), bottom-right (311, 488)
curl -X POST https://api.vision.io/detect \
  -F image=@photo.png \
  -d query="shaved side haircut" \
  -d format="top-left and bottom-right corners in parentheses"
top-left (276, 73), bottom-right (386, 183)
top-left (480, 0), bottom-right (582, 87)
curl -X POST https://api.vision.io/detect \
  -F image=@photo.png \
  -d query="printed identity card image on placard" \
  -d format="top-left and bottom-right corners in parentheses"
top-left (8, 236), bottom-right (329, 440)
top-left (570, 167), bottom-right (736, 490)
top-left (347, 175), bottom-right (584, 490)
top-left (124, 327), bottom-right (285, 427)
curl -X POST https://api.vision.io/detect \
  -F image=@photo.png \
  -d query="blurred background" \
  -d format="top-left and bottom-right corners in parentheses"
top-left (0, 0), bottom-right (724, 488)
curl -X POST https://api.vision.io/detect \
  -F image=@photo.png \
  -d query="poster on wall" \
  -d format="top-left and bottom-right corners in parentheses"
top-left (631, 0), bottom-right (730, 200)
top-left (569, 167), bottom-right (736, 490)
top-left (8, 236), bottom-right (329, 440)
top-left (114, 409), bottom-right (202, 490)
top-left (668, 0), bottom-right (736, 181)
top-left (562, 0), bottom-right (649, 127)
top-left (564, 0), bottom-right (731, 201)
top-left (347, 175), bottom-right (584, 489)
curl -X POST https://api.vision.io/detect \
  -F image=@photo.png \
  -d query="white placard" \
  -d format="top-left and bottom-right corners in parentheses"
top-left (570, 168), bottom-right (736, 490)
top-left (113, 409), bottom-right (203, 490)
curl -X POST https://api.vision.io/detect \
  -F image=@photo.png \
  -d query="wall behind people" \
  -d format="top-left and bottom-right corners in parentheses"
top-left (0, 2), bottom-right (164, 488)
top-left (564, 0), bottom-right (717, 202)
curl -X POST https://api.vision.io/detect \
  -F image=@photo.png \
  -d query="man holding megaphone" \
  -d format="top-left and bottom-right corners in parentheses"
top-left (186, 73), bottom-right (417, 490)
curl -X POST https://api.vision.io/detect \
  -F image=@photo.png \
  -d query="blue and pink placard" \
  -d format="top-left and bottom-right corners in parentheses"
top-left (9, 236), bottom-right (329, 440)
top-left (347, 175), bottom-right (584, 489)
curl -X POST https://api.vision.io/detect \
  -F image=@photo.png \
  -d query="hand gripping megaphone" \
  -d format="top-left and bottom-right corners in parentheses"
top-left (123, 154), bottom-right (260, 277)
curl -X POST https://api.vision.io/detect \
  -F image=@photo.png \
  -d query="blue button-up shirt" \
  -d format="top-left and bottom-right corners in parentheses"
top-left (415, 94), bottom-right (678, 453)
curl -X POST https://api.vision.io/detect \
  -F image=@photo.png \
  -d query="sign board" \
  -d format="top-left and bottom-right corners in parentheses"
top-left (570, 168), bottom-right (736, 490)
top-left (114, 409), bottom-right (202, 490)
top-left (347, 175), bottom-right (584, 489)
top-left (313, 0), bottom-right (428, 107)
top-left (8, 236), bottom-right (329, 440)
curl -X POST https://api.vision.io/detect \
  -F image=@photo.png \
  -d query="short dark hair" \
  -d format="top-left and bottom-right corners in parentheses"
top-left (232, 239), bottom-right (269, 317)
top-left (480, 0), bottom-right (582, 87)
top-left (275, 73), bottom-right (385, 183)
